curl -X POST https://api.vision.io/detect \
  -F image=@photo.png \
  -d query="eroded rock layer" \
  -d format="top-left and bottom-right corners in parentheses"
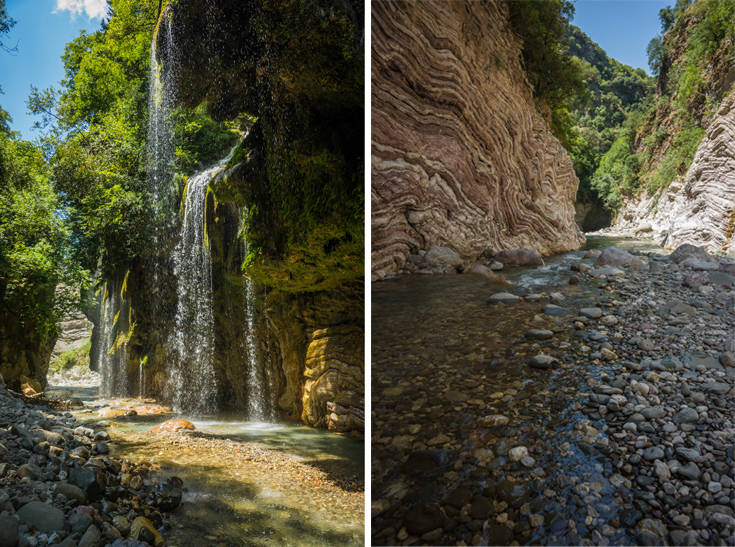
top-left (371, 0), bottom-right (584, 279)
top-left (611, 93), bottom-right (735, 254)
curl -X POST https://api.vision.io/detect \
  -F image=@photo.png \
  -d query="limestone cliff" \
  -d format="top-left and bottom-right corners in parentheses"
top-left (611, 92), bottom-right (735, 254)
top-left (371, 0), bottom-right (584, 279)
top-left (602, 1), bottom-right (735, 254)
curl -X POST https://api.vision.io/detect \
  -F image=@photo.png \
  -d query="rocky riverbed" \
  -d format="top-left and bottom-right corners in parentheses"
top-left (372, 237), bottom-right (735, 545)
top-left (40, 383), bottom-right (364, 546)
top-left (0, 375), bottom-right (182, 547)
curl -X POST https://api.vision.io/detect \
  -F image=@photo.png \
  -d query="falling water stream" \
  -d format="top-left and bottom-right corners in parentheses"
top-left (170, 147), bottom-right (237, 414)
top-left (97, 283), bottom-right (128, 398)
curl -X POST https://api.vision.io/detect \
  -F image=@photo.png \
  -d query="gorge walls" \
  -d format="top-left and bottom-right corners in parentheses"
top-left (371, 0), bottom-right (584, 280)
top-left (611, 92), bottom-right (735, 254)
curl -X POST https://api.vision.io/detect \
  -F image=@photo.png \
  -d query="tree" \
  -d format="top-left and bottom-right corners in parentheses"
top-left (0, 0), bottom-right (16, 52)
top-left (647, 36), bottom-right (663, 76)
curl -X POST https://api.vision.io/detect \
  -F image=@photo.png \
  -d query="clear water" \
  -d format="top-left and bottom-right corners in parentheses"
top-left (371, 236), bottom-right (660, 545)
top-left (45, 386), bottom-right (364, 546)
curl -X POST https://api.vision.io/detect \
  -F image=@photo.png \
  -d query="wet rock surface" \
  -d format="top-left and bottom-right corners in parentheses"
top-left (0, 382), bottom-right (181, 546)
top-left (372, 238), bottom-right (735, 545)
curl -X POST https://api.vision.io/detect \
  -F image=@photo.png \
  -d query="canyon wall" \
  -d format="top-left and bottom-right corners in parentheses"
top-left (371, 0), bottom-right (584, 279)
top-left (611, 92), bottom-right (735, 254)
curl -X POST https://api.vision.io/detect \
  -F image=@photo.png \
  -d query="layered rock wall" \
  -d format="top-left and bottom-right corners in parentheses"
top-left (266, 284), bottom-right (364, 436)
top-left (371, 0), bottom-right (584, 279)
top-left (610, 92), bottom-right (735, 254)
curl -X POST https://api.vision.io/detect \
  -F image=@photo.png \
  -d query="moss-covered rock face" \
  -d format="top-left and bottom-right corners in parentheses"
top-left (143, 0), bottom-right (364, 435)
top-left (159, 0), bottom-right (364, 292)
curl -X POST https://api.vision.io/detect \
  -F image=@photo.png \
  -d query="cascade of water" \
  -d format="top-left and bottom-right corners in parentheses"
top-left (96, 286), bottom-right (112, 396)
top-left (244, 277), bottom-right (268, 420)
top-left (97, 284), bottom-right (128, 398)
top-left (240, 209), bottom-right (273, 421)
top-left (139, 361), bottom-right (144, 399)
top-left (170, 147), bottom-right (238, 414)
top-left (147, 13), bottom-right (177, 209)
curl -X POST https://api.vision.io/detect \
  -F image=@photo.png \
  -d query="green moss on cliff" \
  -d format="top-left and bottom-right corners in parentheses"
top-left (160, 0), bottom-right (364, 293)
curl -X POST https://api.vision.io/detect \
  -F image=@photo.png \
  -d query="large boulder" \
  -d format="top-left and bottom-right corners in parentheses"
top-left (495, 249), bottom-right (544, 266)
top-left (17, 502), bottom-right (65, 533)
top-left (424, 246), bottom-right (463, 268)
top-left (594, 246), bottom-right (643, 269)
top-left (669, 243), bottom-right (716, 264)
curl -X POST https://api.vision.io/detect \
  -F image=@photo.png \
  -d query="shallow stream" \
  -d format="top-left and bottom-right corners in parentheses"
top-left (47, 387), bottom-right (364, 546)
top-left (371, 236), bottom-right (664, 545)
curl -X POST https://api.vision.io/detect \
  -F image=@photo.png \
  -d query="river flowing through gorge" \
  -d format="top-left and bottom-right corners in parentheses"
top-left (372, 236), bottom-right (735, 545)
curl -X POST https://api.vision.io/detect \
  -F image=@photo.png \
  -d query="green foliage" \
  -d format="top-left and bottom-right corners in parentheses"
top-left (507, 0), bottom-right (587, 148)
top-left (582, 0), bottom-right (732, 213)
top-left (646, 122), bottom-right (704, 192)
top-left (172, 103), bottom-right (237, 174)
top-left (564, 25), bottom-right (653, 209)
top-left (0, 132), bottom-right (86, 338)
top-left (28, 0), bottom-right (234, 278)
top-left (0, 0), bottom-right (16, 52)
top-left (50, 340), bottom-right (91, 373)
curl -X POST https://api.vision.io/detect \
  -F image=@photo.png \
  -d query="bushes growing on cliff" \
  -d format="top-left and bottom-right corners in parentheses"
top-left (506, 0), bottom-right (587, 148)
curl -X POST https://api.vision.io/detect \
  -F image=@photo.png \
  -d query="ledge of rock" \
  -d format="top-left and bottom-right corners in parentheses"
top-left (371, 0), bottom-right (584, 280)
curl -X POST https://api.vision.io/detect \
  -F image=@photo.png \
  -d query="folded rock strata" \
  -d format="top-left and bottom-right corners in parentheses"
top-left (611, 93), bottom-right (735, 255)
top-left (371, 0), bottom-right (584, 279)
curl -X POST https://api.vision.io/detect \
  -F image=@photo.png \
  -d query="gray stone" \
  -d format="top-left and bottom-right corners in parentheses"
top-left (642, 446), bottom-right (665, 461)
top-left (17, 501), bottom-right (65, 533)
top-left (673, 407), bottom-right (698, 425)
top-left (676, 462), bottom-right (701, 480)
top-left (424, 246), bottom-right (462, 267)
top-left (580, 307), bottom-right (603, 319)
top-left (488, 292), bottom-right (520, 305)
top-left (16, 463), bottom-right (41, 480)
top-left (78, 524), bottom-right (101, 547)
top-left (676, 447), bottom-right (705, 463)
top-left (495, 248), bottom-right (544, 266)
top-left (69, 465), bottom-right (106, 500)
top-left (0, 514), bottom-right (18, 547)
top-left (529, 354), bottom-right (557, 369)
top-left (641, 407), bottom-right (666, 420)
top-left (702, 382), bottom-right (731, 395)
top-left (595, 246), bottom-right (644, 269)
top-left (720, 352), bottom-right (735, 368)
top-left (669, 244), bottom-right (715, 265)
top-left (543, 304), bottom-right (566, 316)
top-left (525, 329), bottom-right (553, 340)
top-left (56, 481), bottom-right (87, 503)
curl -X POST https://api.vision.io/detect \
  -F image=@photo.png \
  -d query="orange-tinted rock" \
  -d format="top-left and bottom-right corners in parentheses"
top-left (98, 407), bottom-right (127, 418)
top-left (131, 404), bottom-right (172, 416)
top-left (20, 375), bottom-right (43, 396)
top-left (148, 419), bottom-right (196, 434)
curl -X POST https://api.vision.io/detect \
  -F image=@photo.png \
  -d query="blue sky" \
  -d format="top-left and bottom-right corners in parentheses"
top-left (0, 0), bottom-right (105, 140)
top-left (573, 0), bottom-right (671, 73)
top-left (0, 0), bottom-right (670, 141)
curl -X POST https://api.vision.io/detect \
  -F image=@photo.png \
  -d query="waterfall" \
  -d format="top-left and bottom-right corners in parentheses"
top-left (170, 147), bottom-right (237, 414)
top-left (147, 12), bottom-right (177, 209)
top-left (244, 277), bottom-right (267, 420)
top-left (97, 284), bottom-right (128, 398)
top-left (146, 12), bottom-right (275, 419)
top-left (240, 214), bottom-right (274, 421)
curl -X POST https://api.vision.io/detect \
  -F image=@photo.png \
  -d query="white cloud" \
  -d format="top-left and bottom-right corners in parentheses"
top-left (54, 0), bottom-right (107, 20)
